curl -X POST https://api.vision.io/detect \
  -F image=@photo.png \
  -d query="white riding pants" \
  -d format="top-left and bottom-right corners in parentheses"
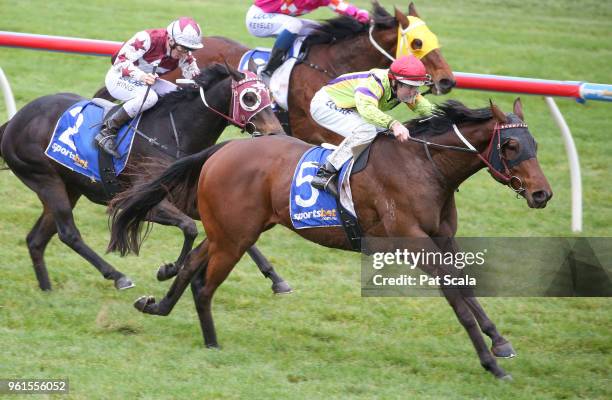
top-left (245, 5), bottom-right (320, 37)
top-left (105, 68), bottom-right (159, 118)
top-left (310, 88), bottom-right (383, 170)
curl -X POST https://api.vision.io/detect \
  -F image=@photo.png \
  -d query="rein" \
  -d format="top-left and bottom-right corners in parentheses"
top-left (398, 121), bottom-right (528, 193)
top-left (368, 24), bottom-right (395, 62)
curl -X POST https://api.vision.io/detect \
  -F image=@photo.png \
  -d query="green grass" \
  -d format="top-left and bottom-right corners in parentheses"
top-left (0, 0), bottom-right (611, 399)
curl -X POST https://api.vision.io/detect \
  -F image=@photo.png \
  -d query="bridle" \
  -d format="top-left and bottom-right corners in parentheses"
top-left (199, 70), bottom-right (273, 136)
top-left (477, 122), bottom-right (531, 193)
top-left (399, 119), bottom-right (532, 195)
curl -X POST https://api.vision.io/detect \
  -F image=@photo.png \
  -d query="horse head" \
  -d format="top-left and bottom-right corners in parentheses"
top-left (392, 3), bottom-right (455, 94)
top-left (197, 62), bottom-right (283, 136)
top-left (487, 99), bottom-right (553, 208)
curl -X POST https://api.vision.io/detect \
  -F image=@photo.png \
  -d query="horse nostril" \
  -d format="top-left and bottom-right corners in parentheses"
top-left (532, 190), bottom-right (549, 203)
top-left (438, 78), bottom-right (455, 93)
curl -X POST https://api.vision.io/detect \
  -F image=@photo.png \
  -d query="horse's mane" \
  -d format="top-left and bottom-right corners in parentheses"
top-left (154, 63), bottom-right (232, 110)
top-left (408, 100), bottom-right (494, 137)
top-left (303, 2), bottom-right (396, 46)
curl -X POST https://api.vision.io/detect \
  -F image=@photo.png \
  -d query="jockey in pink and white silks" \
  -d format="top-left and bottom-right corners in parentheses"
top-left (245, 0), bottom-right (370, 80)
top-left (96, 17), bottom-right (203, 158)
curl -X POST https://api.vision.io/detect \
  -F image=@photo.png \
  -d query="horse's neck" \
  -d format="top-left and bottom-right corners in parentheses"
top-left (170, 84), bottom-right (232, 155)
top-left (311, 32), bottom-right (393, 75)
top-left (428, 121), bottom-right (497, 188)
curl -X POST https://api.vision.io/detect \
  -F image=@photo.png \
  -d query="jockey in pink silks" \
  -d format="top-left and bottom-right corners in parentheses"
top-left (96, 17), bottom-right (203, 157)
top-left (245, 0), bottom-right (370, 80)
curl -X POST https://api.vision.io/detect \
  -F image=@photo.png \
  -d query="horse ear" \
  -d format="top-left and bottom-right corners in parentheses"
top-left (513, 97), bottom-right (525, 121)
top-left (489, 99), bottom-right (508, 123)
top-left (247, 57), bottom-right (258, 74)
top-left (224, 60), bottom-right (245, 82)
top-left (394, 6), bottom-right (410, 29)
top-left (408, 2), bottom-right (421, 18)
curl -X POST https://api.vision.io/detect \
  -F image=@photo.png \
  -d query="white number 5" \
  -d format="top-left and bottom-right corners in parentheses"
top-left (294, 161), bottom-right (320, 207)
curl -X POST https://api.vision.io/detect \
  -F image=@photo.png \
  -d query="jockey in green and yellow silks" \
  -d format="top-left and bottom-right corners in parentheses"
top-left (309, 55), bottom-right (434, 196)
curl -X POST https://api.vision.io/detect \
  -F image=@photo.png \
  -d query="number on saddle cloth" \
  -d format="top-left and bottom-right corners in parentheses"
top-left (44, 101), bottom-right (139, 183)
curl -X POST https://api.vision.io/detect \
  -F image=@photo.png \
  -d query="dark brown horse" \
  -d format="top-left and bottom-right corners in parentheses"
top-left (108, 99), bottom-right (552, 379)
top-left (96, 2), bottom-right (454, 145)
top-left (0, 63), bottom-right (290, 292)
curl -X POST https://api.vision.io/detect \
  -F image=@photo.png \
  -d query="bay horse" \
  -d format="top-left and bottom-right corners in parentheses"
top-left (108, 99), bottom-right (553, 379)
top-left (96, 2), bottom-right (455, 145)
top-left (0, 63), bottom-right (290, 292)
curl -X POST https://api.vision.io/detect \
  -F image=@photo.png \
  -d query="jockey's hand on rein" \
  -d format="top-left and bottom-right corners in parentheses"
top-left (141, 73), bottom-right (158, 86)
top-left (391, 121), bottom-right (410, 142)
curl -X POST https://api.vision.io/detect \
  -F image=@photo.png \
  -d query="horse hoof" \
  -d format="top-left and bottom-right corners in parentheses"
top-left (157, 263), bottom-right (178, 281)
top-left (499, 374), bottom-right (513, 381)
top-left (492, 341), bottom-right (517, 358)
top-left (272, 281), bottom-right (293, 295)
top-left (206, 343), bottom-right (220, 350)
top-left (134, 295), bottom-right (155, 312)
top-left (115, 276), bottom-right (135, 290)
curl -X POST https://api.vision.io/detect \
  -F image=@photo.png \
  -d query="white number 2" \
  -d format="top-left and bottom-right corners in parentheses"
top-left (57, 106), bottom-right (84, 151)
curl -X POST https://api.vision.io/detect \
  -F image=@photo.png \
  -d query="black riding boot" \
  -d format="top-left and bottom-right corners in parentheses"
top-left (260, 46), bottom-right (286, 83)
top-left (311, 161), bottom-right (339, 198)
top-left (95, 107), bottom-right (130, 158)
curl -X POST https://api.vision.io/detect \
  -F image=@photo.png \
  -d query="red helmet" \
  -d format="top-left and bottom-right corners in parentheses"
top-left (388, 55), bottom-right (431, 86)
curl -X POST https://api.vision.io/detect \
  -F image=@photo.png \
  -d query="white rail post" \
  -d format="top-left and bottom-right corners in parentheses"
top-left (0, 66), bottom-right (16, 120)
top-left (544, 97), bottom-right (582, 233)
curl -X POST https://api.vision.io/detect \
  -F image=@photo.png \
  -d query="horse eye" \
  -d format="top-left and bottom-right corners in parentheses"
top-left (243, 93), bottom-right (256, 106)
top-left (411, 39), bottom-right (423, 50)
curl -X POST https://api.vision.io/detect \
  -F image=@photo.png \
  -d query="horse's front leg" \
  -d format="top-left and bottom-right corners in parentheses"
top-left (434, 235), bottom-right (516, 359)
top-left (380, 217), bottom-right (510, 379)
top-left (246, 246), bottom-right (292, 294)
top-left (144, 199), bottom-right (198, 281)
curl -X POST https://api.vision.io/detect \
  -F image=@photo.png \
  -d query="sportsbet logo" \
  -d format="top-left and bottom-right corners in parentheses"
top-left (293, 207), bottom-right (337, 221)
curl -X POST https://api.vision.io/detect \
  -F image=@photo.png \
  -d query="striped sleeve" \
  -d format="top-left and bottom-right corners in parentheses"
top-left (354, 74), bottom-right (395, 128)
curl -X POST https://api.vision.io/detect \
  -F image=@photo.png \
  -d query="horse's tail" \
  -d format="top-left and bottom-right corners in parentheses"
top-left (108, 141), bottom-right (230, 256)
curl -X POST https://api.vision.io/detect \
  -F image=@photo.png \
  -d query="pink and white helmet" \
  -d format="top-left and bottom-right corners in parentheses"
top-left (167, 17), bottom-right (203, 49)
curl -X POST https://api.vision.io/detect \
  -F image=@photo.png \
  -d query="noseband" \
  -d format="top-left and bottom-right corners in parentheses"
top-left (199, 70), bottom-right (273, 135)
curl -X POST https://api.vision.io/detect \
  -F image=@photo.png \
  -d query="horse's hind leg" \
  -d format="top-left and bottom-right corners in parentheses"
top-left (26, 190), bottom-right (83, 290)
top-left (246, 246), bottom-right (292, 294)
top-left (26, 206), bottom-right (57, 290)
top-left (37, 184), bottom-right (134, 290)
top-left (464, 297), bottom-right (516, 358)
top-left (147, 199), bottom-right (292, 295)
top-left (193, 243), bottom-right (245, 348)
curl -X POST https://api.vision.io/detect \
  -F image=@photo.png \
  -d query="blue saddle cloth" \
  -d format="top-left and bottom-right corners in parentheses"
top-left (238, 43), bottom-right (302, 71)
top-left (45, 100), bottom-right (139, 181)
top-left (290, 147), bottom-right (351, 229)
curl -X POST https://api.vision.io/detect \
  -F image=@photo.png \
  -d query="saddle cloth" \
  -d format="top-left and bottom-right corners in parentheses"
top-left (45, 100), bottom-right (140, 181)
top-left (289, 146), bottom-right (357, 229)
top-left (239, 37), bottom-right (305, 111)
